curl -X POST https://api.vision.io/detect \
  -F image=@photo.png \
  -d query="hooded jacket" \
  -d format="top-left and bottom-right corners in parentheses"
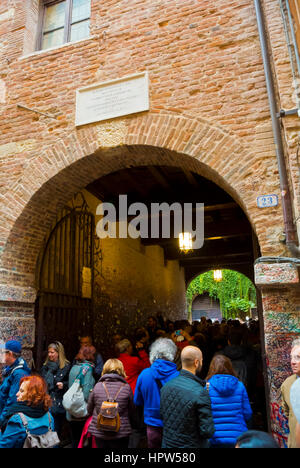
top-left (134, 359), bottom-right (179, 427)
top-left (208, 374), bottom-right (252, 447)
top-left (0, 358), bottom-right (31, 427)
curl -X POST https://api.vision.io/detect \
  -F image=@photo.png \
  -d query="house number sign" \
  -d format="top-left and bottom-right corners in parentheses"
top-left (257, 194), bottom-right (279, 208)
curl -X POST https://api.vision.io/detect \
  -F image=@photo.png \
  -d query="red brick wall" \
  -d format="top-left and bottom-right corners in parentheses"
top-left (1, 0), bottom-right (297, 289)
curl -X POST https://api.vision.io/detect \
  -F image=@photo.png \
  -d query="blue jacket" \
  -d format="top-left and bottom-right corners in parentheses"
top-left (208, 374), bottom-right (252, 447)
top-left (0, 358), bottom-right (31, 426)
top-left (94, 353), bottom-right (104, 381)
top-left (134, 359), bottom-right (179, 427)
top-left (0, 412), bottom-right (55, 448)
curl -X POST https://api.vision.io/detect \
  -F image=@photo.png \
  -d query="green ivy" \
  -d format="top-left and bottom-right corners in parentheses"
top-left (187, 270), bottom-right (256, 320)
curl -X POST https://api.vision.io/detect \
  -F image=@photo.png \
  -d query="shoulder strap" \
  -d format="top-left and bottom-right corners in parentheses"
top-left (76, 363), bottom-right (92, 381)
top-left (102, 382), bottom-right (126, 401)
top-left (113, 383), bottom-right (126, 401)
top-left (47, 412), bottom-right (53, 431)
top-left (74, 366), bottom-right (85, 382)
top-left (18, 412), bottom-right (28, 427)
top-left (17, 413), bottom-right (30, 435)
top-left (102, 382), bottom-right (111, 401)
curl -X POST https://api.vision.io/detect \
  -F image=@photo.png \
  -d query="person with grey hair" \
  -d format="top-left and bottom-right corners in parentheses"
top-left (280, 337), bottom-right (300, 448)
top-left (134, 338), bottom-right (179, 448)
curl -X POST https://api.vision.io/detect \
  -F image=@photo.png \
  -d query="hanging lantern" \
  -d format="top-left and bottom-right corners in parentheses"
top-left (213, 269), bottom-right (223, 282)
top-left (179, 232), bottom-right (193, 253)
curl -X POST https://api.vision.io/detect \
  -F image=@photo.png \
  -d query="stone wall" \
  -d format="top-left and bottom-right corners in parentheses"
top-left (80, 190), bottom-right (187, 347)
top-left (255, 259), bottom-right (300, 446)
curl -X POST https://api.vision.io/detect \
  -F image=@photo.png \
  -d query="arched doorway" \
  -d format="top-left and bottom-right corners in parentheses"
top-left (32, 160), bottom-right (257, 363)
top-left (187, 269), bottom-right (257, 321)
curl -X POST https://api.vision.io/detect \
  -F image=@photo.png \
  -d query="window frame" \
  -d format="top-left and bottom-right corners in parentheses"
top-left (37, 0), bottom-right (91, 51)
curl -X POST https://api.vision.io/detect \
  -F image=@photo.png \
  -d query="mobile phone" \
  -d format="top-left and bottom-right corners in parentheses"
top-left (175, 330), bottom-right (181, 336)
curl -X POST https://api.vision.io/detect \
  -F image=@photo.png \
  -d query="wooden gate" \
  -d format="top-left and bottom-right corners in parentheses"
top-left (35, 200), bottom-right (95, 369)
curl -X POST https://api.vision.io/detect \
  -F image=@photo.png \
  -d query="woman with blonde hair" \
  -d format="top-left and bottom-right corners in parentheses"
top-left (41, 341), bottom-right (71, 442)
top-left (43, 341), bottom-right (69, 369)
top-left (87, 359), bottom-right (135, 448)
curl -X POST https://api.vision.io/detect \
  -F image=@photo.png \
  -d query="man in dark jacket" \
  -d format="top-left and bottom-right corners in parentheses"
top-left (160, 346), bottom-right (215, 448)
top-left (219, 328), bottom-right (248, 387)
top-left (0, 340), bottom-right (31, 428)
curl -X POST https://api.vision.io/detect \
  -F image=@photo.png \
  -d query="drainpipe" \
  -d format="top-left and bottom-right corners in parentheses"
top-left (253, 0), bottom-right (300, 257)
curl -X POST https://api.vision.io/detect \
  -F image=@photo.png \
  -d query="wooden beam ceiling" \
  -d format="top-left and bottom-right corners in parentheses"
top-left (86, 165), bottom-right (254, 278)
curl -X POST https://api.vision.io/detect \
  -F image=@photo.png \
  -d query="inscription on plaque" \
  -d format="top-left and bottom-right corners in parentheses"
top-left (75, 72), bottom-right (149, 126)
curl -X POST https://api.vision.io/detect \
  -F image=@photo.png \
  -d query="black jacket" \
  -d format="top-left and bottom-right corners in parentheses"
top-left (41, 361), bottom-right (71, 415)
top-left (160, 370), bottom-right (215, 448)
top-left (219, 346), bottom-right (248, 387)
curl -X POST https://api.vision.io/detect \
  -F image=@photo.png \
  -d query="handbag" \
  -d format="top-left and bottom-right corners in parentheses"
top-left (62, 367), bottom-right (89, 418)
top-left (62, 379), bottom-right (88, 418)
top-left (18, 412), bottom-right (60, 449)
top-left (97, 382), bottom-right (125, 432)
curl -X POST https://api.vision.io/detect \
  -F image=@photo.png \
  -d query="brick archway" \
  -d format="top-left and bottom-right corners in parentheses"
top-left (0, 112), bottom-right (297, 445)
top-left (0, 112), bottom-right (284, 291)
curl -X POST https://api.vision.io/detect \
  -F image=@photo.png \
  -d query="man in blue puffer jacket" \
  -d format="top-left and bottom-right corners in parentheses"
top-left (207, 354), bottom-right (252, 448)
top-left (0, 340), bottom-right (31, 428)
top-left (134, 338), bottom-right (179, 448)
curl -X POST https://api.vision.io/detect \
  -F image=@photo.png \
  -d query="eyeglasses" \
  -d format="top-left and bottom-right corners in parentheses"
top-left (291, 354), bottom-right (300, 362)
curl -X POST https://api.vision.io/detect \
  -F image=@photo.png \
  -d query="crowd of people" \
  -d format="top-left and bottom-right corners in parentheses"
top-left (0, 313), bottom-right (298, 449)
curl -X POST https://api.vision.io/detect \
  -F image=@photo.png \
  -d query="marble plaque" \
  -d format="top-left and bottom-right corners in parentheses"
top-left (75, 72), bottom-right (149, 126)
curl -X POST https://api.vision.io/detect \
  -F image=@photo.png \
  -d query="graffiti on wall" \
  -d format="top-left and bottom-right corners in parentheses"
top-left (262, 286), bottom-right (300, 448)
top-left (270, 402), bottom-right (289, 448)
